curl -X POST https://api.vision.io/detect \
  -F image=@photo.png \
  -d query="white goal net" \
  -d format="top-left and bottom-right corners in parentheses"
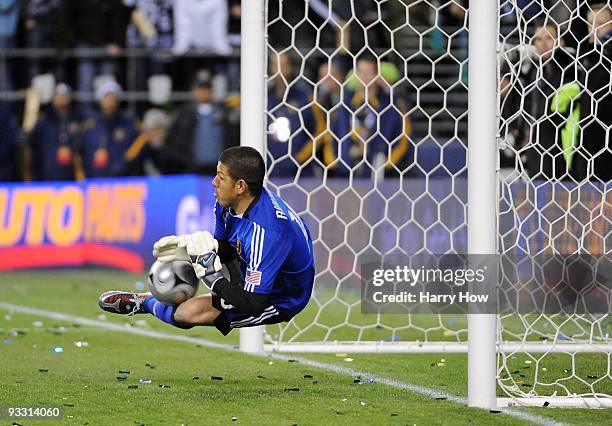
top-left (261, 0), bottom-right (611, 408)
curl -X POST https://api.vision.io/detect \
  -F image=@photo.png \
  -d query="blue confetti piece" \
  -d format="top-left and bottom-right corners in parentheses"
top-left (135, 281), bottom-right (145, 291)
top-left (51, 347), bottom-right (64, 353)
top-left (3, 339), bottom-right (12, 344)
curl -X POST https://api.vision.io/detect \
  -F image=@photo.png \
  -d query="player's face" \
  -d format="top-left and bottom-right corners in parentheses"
top-left (213, 162), bottom-right (239, 208)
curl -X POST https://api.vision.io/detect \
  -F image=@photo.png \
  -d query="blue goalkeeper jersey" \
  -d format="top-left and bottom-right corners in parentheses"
top-left (213, 188), bottom-right (314, 314)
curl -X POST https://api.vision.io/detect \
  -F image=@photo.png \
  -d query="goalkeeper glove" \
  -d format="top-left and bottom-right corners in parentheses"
top-left (152, 235), bottom-right (190, 262)
top-left (152, 231), bottom-right (219, 262)
top-left (193, 251), bottom-right (224, 291)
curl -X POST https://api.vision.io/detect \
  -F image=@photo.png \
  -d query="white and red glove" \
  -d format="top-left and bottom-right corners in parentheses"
top-left (152, 231), bottom-right (222, 287)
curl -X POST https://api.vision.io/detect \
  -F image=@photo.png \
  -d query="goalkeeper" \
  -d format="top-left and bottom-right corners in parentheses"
top-left (98, 147), bottom-right (315, 335)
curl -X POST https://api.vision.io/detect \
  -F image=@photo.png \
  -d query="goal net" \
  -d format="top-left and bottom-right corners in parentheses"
top-left (261, 0), bottom-right (611, 407)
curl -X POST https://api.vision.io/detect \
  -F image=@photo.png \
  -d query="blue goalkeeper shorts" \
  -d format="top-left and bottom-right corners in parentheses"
top-left (212, 294), bottom-right (293, 335)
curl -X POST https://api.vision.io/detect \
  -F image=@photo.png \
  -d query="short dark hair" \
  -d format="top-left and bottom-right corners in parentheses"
top-left (219, 147), bottom-right (265, 195)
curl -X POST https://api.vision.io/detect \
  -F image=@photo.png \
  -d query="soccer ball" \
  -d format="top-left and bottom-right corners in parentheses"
top-left (148, 260), bottom-right (199, 306)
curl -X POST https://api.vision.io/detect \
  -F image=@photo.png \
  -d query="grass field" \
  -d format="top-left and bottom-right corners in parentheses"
top-left (0, 270), bottom-right (610, 425)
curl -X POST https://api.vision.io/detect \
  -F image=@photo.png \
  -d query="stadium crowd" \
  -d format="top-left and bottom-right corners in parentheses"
top-left (0, 0), bottom-right (610, 183)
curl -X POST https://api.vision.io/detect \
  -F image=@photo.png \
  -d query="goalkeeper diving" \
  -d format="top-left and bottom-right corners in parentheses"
top-left (98, 147), bottom-right (315, 335)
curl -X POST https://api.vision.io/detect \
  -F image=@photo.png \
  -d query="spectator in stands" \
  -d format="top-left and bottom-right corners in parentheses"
top-left (28, 83), bottom-right (80, 181)
top-left (120, 108), bottom-right (169, 176)
top-left (500, 20), bottom-right (582, 180)
top-left (521, 20), bottom-right (582, 180)
top-left (515, 0), bottom-right (558, 21)
top-left (327, 1), bottom-right (389, 55)
top-left (23, 0), bottom-right (61, 84)
top-left (78, 80), bottom-right (139, 177)
top-left (0, 102), bottom-right (18, 181)
top-left (311, 60), bottom-right (344, 174)
top-left (122, 0), bottom-right (174, 91)
top-left (172, 0), bottom-right (231, 55)
top-left (331, 54), bottom-right (409, 178)
top-left (578, 3), bottom-right (612, 181)
top-left (160, 70), bottom-right (227, 175)
top-left (433, 0), bottom-right (468, 62)
top-left (267, 52), bottom-right (316, 177)
top-left (227, 0), bottom-right (240, 92)
top-left (56, 0), bottom-right (131, 96)
top-left (0, 0), bottom-right (20, 91)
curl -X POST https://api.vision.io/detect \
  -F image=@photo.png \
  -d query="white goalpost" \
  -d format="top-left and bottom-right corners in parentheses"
top-left (239, 0), bottom-right (266, 353)
top-left (240, 0), bottom-right (612, 409)
top-left (466, 0), bottom-right (497, 409)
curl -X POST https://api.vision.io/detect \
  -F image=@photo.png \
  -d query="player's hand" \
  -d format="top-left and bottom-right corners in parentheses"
top-left (183, 231), bottom-right (219, 257)
top-left (193, 251), bottom-right (224, 291)
top-left (152, 235), bottom-right (190, 262)
top-left (153, 231), bottom-right (218, 262)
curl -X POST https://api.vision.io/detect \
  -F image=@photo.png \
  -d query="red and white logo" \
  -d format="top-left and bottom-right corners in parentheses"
top-left (245, 269), bottom-right (261, 291)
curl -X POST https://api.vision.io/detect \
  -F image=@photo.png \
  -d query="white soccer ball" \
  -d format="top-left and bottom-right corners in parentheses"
top-left (148, 260), bottom-right (199, 306)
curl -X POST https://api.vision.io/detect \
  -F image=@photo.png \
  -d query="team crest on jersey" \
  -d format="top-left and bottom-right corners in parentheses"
top-left (235, 238), bottom-right (242, 256)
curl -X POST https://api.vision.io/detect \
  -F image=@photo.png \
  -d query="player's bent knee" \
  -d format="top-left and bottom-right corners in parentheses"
top-left (174, 295), bottom-right (221, 326)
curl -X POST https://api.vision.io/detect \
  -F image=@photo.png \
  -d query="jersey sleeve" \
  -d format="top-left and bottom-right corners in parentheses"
top-left (243, 221), bottom-right (290, 294)
top-left (213, 201), bottom-right (229, 241)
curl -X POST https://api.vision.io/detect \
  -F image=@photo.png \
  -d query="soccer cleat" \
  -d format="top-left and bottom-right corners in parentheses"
top-left (98, 291), bottom-right (151, 315)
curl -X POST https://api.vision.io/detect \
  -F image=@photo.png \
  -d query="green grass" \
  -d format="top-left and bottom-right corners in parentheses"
top-left (0, 270), bottom-right (610, 425)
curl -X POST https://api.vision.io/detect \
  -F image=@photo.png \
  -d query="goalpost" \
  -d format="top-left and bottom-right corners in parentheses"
top-left (240, 0), bottom-right (612, 409)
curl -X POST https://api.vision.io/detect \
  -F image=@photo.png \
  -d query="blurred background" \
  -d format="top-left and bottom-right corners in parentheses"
top-left (0, 0), bottom-right (610, 271)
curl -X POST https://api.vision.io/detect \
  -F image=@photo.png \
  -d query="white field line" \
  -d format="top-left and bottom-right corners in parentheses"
top-left (0, 302), bottom-right (570, 426)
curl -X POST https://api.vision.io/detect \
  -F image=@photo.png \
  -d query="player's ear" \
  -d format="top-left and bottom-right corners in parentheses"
top-left (235, 179), bottom-right (248, 195)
